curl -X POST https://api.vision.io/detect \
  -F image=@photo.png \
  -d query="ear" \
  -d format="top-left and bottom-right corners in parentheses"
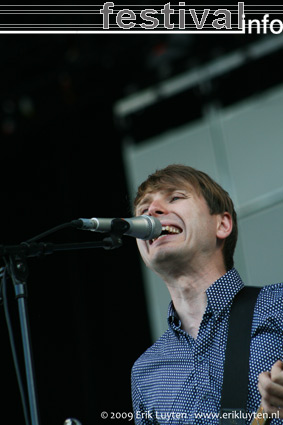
top-left (216, 212), bottom-right (233, 240)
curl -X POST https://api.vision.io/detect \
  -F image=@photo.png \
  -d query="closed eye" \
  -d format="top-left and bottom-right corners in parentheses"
top-left (170, 195), bottom-right (185, 203)
top-left (137, 206), bottom-right (148, 215)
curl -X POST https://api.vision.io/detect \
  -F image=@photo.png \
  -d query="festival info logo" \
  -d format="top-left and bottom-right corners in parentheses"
top-left (1, 3), bottom-right (283, 34)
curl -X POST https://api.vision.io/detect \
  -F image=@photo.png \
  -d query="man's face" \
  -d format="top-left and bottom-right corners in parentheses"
top-left (135, 185), bottom-right (226, 275)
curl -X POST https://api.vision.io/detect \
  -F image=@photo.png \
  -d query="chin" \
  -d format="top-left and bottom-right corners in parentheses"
top-left (151, 248), bottom-right (183, 271)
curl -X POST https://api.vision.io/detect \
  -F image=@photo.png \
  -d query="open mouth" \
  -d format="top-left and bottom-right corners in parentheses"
top-left (150, 225), bottom-right (182, 245)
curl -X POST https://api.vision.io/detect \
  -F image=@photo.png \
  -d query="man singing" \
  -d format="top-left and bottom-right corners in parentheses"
top-left (131, 164), bottom-right (283, 424)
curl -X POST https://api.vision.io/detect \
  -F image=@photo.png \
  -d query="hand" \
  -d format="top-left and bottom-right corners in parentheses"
top-left (258, 360), bottom-right (283, 419)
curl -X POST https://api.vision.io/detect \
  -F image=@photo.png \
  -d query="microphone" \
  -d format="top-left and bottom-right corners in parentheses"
top-left (71, 215), bottom-right (162, 240)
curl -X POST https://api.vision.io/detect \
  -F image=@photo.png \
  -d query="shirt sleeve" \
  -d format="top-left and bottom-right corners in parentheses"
top-left (131, 373), bottom-right (156, 425)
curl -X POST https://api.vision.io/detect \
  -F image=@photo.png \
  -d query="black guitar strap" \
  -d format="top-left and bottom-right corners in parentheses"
top-left (220, 286), bottom-right (261, 425)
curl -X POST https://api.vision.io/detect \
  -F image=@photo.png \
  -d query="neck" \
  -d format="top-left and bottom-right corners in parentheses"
top-left (162, 264), bottom-right (227, 339)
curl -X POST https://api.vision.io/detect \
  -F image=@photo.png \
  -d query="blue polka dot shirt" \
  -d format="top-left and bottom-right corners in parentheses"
top-left (131, 268), bottom-right (283, 424)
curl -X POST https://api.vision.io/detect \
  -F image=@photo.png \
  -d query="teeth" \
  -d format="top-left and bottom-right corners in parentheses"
top-left (150, 225), bottom-right (181, 244)
top-left (162, 225), bottom-right (181, 234)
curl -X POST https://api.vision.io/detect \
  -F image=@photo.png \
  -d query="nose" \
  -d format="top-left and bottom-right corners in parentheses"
top-left (147, 199), bottom-right (168, 216)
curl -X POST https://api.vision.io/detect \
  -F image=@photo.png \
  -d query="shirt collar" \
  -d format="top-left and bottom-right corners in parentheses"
top-left (205, 268), bottom-right (244, 316)
top-left (168, 268), bottom-right (244, 329)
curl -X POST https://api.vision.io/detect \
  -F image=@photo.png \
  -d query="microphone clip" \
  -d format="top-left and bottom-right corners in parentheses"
top-left (102, 233), bottom-right (123, 250)
top-left (101, 218), bottom-right (128, 250)
top-left (110, 218), bottom-right (130, 235)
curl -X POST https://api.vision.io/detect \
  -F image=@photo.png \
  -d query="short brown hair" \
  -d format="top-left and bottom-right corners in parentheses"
top-left (134, 164), bottom-right (237, 271)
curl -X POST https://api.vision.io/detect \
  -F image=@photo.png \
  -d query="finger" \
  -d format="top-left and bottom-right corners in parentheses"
top-left (261, 399), bottom-right (282, 419)
top-left (258, 372), bottom-right (283, 409)
top-left (271, 360), bottom-right (283, 385)
top-left (259, 371), bottom-right (283, 399)
top-left (258, 370), bottom-right (271, 391)
top-left (259, 381), bottom-right (283, 406)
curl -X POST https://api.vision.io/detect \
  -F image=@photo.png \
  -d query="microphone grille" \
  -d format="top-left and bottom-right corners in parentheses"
top-left (142, 215), bottom-right (162, 240)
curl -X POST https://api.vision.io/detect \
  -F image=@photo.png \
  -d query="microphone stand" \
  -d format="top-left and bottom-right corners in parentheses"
top-left (1, 233), bottom-right (123, 425)
top-left (8, 254), bottom-right (40, 425)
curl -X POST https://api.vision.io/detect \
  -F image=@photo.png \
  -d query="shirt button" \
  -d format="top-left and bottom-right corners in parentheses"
top-left (202, 394), bottom-right (209, 401)
top-left (197, 355), bottom-right (204, 362)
